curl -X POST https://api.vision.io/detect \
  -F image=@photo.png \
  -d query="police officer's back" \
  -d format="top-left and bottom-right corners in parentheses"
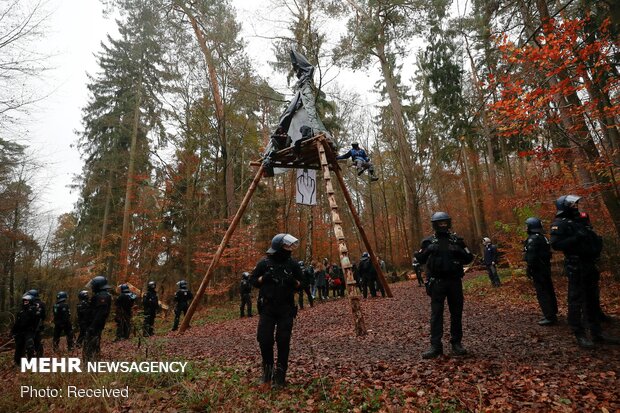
top-left (142, 281), bottom-right (159, 336)
top-left (523, 217), bottom-right (558, 326)
top-left (415, 212), bottom-right (473, 359)
top-left (53, 291), bottom-right (74, 351)
top-left (250, 233), bottom-right (303, 389)
top-left (83, 275), bottom-right (112, 361)
top-left (115, 284), bottom-right (136, 340)
top-left (75, 290), bottom-right (90, 348)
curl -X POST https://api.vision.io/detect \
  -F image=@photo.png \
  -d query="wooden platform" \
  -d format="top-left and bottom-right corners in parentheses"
top-left (250, 134), bottom-right (339, 171)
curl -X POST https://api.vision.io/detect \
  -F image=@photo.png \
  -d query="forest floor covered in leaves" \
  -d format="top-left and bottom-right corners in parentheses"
top-left (3, 271), bottom-right (620, 412)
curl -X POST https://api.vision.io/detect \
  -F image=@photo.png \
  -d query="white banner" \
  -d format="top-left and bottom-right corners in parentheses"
top-left (296, 169), bottom-right (317, 205)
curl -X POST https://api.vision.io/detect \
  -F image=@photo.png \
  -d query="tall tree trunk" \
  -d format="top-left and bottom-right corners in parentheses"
top-left (119, 76), bottom-right (143, 282)
top-left (98, 176), bottom-right (112, 267)
top-left (179, 4), bottom-right (236, 217)
top-left (375, 30), bottom-right (422, 244)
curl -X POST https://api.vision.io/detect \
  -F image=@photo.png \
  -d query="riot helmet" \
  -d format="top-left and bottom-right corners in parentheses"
top-left (241, 272), bottom-right (250, 280)
top-left (119, 284), bottom-right (130, 294)
top-left (147, 281), bottom-right (156, 291)
top-left (78, 290), bottom-right (89, 300)
top-left (361, 252), bottom-right (369, 259)
top-left (431, 211), bottom-right (451, 233)
top-left (525, 217), bottom-right (543, 233)
top-left (89, 275), bottom-right (112, 292)
top-left (22, 294), bottom-right (33, 307)
top-left (555, 195), bottom-right (581, 216)
top-left (56, 291), bottom-right (68, 302)
top-left (27, 289), bottom-right (39, 299)
top-left (266, 233), bottom-right (299, 254)
top-left (177, 280), bottom-right (188, 290)
top-left (482, 237), bottom-right (491, 245)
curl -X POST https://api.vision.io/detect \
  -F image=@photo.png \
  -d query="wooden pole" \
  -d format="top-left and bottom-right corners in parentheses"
top-left (317, 140), bottom-right (366, 336)
top-left (329, 143), bottom-right (393, 298)
top-left (179, 164), bottom-right (264, 332)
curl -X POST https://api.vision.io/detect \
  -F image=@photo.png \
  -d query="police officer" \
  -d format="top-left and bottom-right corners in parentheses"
top-left (27, 289), bottom-right (45, 357)
top-left (142, 281), bottom-right (159, 336)
top-left (11, 294), bottom-right (38, 366)
top-left (413, 257), bottom-right (424, 287)
top-left (358, 252), bottom-right (377, 298)
top-left (114, 284), bottom-right (136, 341)
top-left (75, 290), bottom-right (90, 348)
top-left (550, 195), bottom-right (619, 348)
top-left (172, 280), bottom-right (193, 330)
top-left (298, 261), bottom-right (315, 309)
top-left (415, 212), bottom-right (473, 359)
top-left (483, 237), bottom-right (501, 287)
top-left (523, 217), bottom-right (558, 326)
top-left (83, 275), bottom-right (112, 361)
top-left (250, 233), bottom-right (303, 389)
top-left (53, 291), bottom-right (74, 351)
top-left (239, 273), bottom-right (253, 318)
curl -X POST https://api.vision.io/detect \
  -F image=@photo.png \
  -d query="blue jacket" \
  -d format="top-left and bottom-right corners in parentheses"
top-left (337, 148), bottom-right (369, 162)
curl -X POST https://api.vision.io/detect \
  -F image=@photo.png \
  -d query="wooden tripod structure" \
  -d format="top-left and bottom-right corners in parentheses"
top-left (179, 134), bottom-right (392, 335)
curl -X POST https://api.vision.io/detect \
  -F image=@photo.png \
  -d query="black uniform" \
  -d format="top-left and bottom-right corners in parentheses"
top-left (250, 252), bottom-right (302, 387)
top-left (11, 300), bottom-right (38, 366)
top-left (53, 301), bottom-right (74, 351)
top-left (298, 265), bottom-right (314, 309)
top-left (415, 232), bottom-right (473, 355)
top-left (524, 232), bottom-right (558, 323)
top-left (240, 277), bottom-right (253, 317)
top-left (358, 256), bottom-right (378, 298)
top-left (173, 288), bottom-right (193, 330)
top-left (550, 213), bottom-right (603, 342)
top-left (142, 289), bottom-right (159, 336)
top-left (413, 259), bottom-right (424, 287)
top-left (32, 298), bottom-right (46, 357)
top-left (114, 293), bottom-right (135, 340)
top-left (83, 291), bottom-right (112, 361)
top-left (76, 297), bottom-right (91, 348)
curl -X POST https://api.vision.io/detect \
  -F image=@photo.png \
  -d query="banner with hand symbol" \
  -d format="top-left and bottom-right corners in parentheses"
top-left (296, 169), bottom-right (317, 205)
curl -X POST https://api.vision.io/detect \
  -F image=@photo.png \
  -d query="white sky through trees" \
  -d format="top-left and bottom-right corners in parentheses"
top-left (26, 0), bottom-right (386, 219)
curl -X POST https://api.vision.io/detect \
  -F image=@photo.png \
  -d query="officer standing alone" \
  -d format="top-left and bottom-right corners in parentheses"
top-left (250, 233), bottom-right (303, 389)
top-left (415, 212), bottom-right (473, 359)
top-left (143, 281), bottom-right (159, 336)
top-left (239, 273), bottom-right (253, 318)
top-left (523, 217), bottom-right (558, 326)
top-left (172, 280), bottom-right (193, 330)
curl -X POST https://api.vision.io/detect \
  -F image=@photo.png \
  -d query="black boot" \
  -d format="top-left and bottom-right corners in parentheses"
top-left (422, 346), bottom-right (443, 359)
top-left (272, 365), bottom-right (287, 389)
top-left (261, 364), bottom-right (273, 384)
top-left (451, 343), bottom-right (467, 356)
top-left (576, 335), bottom-right (594, 349)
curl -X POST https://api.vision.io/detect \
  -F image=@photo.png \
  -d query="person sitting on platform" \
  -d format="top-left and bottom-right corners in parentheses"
top-left (336, 142), bottom-right (379, 181)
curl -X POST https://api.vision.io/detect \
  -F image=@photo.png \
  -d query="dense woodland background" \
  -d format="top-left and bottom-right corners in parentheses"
top-left (1, 0), bottom-right (619, 318)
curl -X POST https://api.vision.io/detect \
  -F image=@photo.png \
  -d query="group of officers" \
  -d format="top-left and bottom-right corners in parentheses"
top-left (10, 276), bottom-right (194, 365)
top-left (246, 194), bottom-right (618, 389)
